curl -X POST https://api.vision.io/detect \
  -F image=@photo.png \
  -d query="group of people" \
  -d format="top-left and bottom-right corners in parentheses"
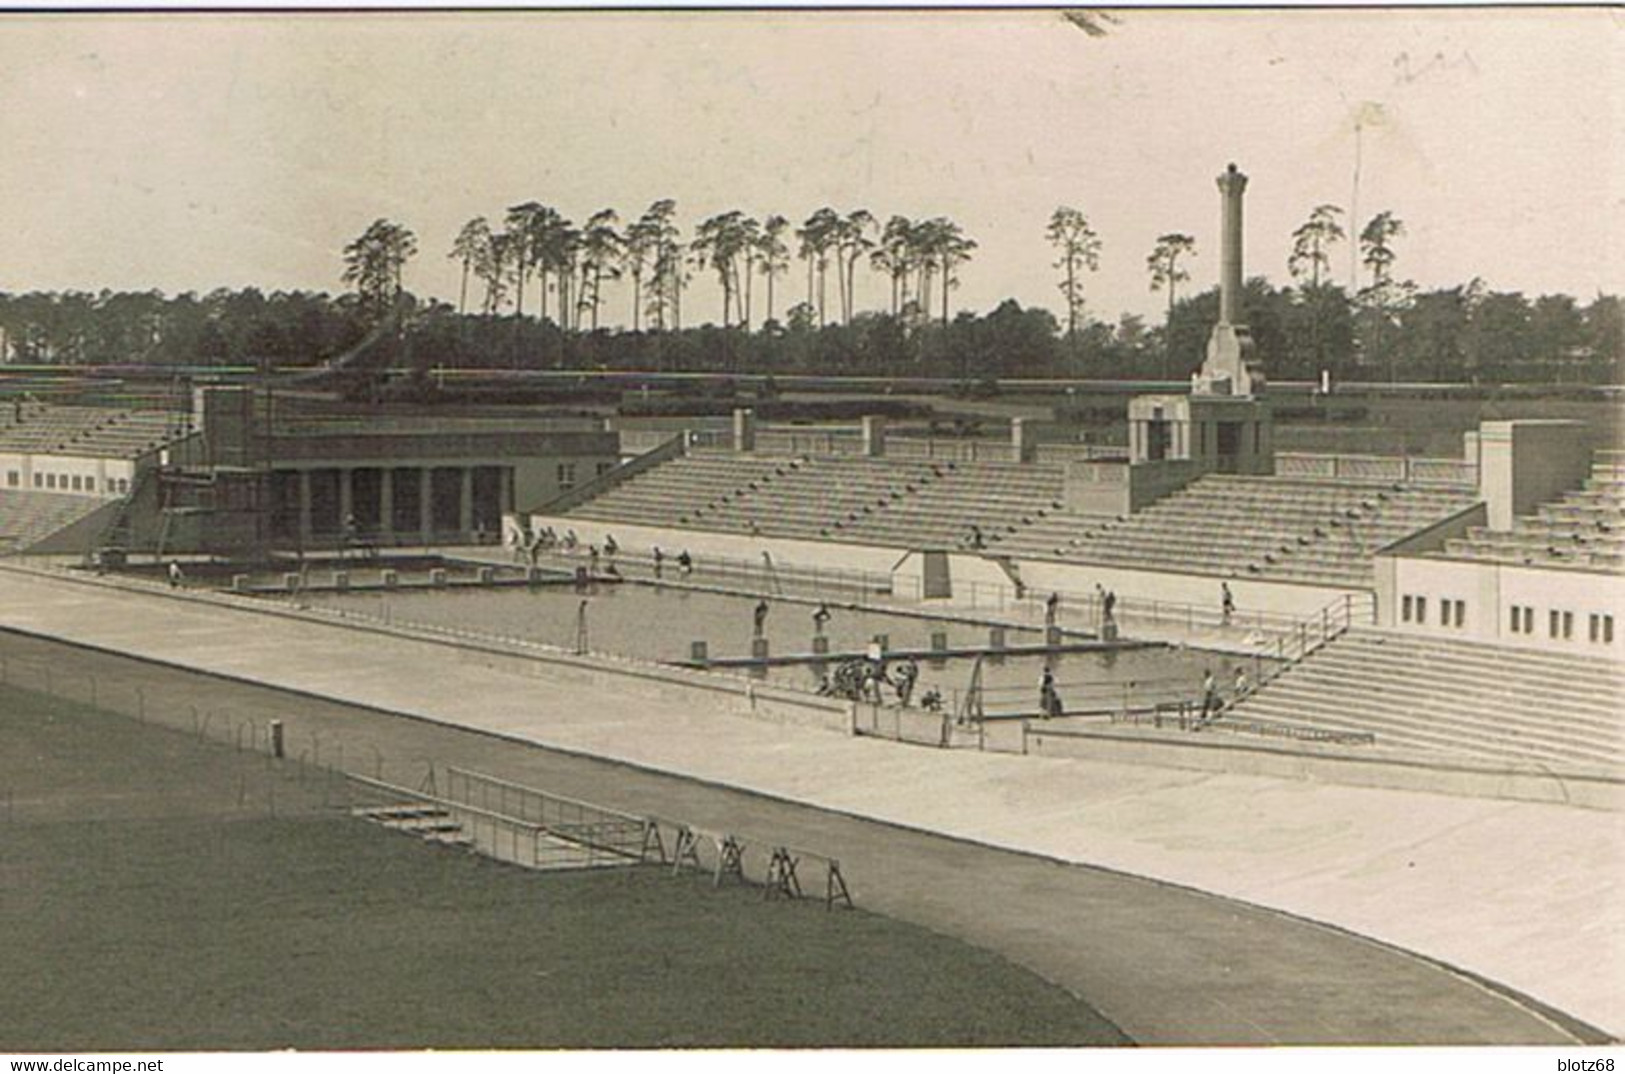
top-left (818, 655), bottom-right (921, 708)
top-left (1198, 665), bottom-right (1252, 724)
top-left (651, 546), bottom-right (694, 578)
top-left (509, 524), bottom-right (574, 566)
top-left (511, 524), bottom-right (699, 583)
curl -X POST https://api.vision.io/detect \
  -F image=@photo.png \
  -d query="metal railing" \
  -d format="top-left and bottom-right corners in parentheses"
top-left (442, 766), bottom-right (653, 865)
top-left (1105, 702), bottom-right (1377, 745)
top-left (521, 545), bottom-right (892, 601)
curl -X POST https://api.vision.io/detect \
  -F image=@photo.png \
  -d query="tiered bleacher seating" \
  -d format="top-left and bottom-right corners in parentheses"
top-left (568, 452), bottom-right (1062, 547)
top-left (715, 455), bottom-right (946, 540)
top-left (1227, 627), bottom-right (1623, 772)
top-left (0, 403), bottom-right (188, 459)
top-left (566, 451), bottom-right (1480, 575)
top-left (991, 475), bottom-right (1477, 586)
top-left (1440, 450), bottom-right (1625, 574)
top-left (567, 454), bottom-right (795, 531)
top-left (833, 460), bottom-right (1067, 548)
top-left (0, 489), bottom-right (116, 551)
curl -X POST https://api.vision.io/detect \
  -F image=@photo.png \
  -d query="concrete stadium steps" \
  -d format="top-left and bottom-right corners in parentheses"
top-left (0, 489), bottom-right (119, 551)
top-left (988, 474), bottom-right (1474, 586)
top-left (1227, 628), bottom-right (1624, 771)
top-left (1440, 452), bottom-right (1625, 575)
top-left (568, 454), bottom-right (1473, 577)
top-left (835, 460), bottom-right (1066, 548)
top-left (567, 451), bottom-right (1073, 549)
top-left (569, 454), bottom-right (799, 528)
top-left (354, 803), bottom-right (473, 846)
top-left (0, 403), bottom-right (188, 458)
top-left (986, 512), bottom-right (1122, 558)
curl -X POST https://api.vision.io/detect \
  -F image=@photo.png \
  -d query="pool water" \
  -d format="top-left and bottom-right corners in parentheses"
top-left (302, 580), bottom-right (1243, 715)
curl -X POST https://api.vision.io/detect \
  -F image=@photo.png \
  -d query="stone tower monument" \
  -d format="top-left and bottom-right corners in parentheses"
top-left (1122, 162), bottom-right (1274, 480)
top-left (1196, 162), bottom-right (1265, 398)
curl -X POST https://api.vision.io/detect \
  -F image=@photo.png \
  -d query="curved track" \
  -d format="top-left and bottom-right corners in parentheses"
top-left (0, 622), bottom-right (1600, 1046)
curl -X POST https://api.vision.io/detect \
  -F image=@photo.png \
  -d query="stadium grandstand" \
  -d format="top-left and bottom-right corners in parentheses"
top-left (0, 399), bottom-right (194, 553)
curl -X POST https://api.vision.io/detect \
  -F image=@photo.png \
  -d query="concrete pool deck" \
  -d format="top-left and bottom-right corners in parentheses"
top-left (0, 562), bottom-right (1618, 1041)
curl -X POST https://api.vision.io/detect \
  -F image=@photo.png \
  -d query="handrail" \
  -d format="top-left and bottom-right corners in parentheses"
top-left (1104, 703), bottom-right (1377, 745)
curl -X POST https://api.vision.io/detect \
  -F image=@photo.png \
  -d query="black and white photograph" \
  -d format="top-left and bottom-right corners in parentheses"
top-left (0, 4), bottom-right (1618, 1063)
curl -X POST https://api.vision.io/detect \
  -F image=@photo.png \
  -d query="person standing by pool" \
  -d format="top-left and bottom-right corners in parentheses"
top-left (812, 602), bottom-right (831, 635)
top-left (167, 560), bottom-right (184, 588)
top-left (753, 598), bottom-right (770, 637)
top-left (1221, 582), bottom-right (1235, 626)
top-left (652, 546), bottom-right (665, 578)
top-left (893, 658), bottom-right (920, 707)
top-left (677, 549), bottom-right (693, 576)
top-left (1200, 668), bottom-right (1220, 724)
top-left (1039, 666), bottom-right (1063, 719)
top-left (1045, 591), bottom-right (1061, 627)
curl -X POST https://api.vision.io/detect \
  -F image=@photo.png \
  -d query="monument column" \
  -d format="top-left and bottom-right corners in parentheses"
top-left (1217, 163), bottom-right (1247, 326)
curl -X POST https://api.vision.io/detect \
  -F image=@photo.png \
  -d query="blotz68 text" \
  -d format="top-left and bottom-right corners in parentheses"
top-left (1558, 1060), bottom-right (1613, 1071)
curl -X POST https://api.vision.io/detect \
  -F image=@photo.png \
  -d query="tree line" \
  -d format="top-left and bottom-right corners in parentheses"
top-left (0, 199), bottom-right (1617, 386)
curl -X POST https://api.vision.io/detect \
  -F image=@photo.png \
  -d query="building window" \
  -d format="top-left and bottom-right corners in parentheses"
top-left (1590, 614), bottom-right (1602, 642)
top-left (1510, 606), bottom-right (1522, 634)
top-left (596, 462), bottom-right (612, 476)
top-left (1563, 611), bottom-right (1574, 640)
top-left (70, 475), bottom-right (81, 491)
top-left (1415, 597), bottom-right (1426, 625)
top-left (1606, 616), bottom-right (1616, 645)
top-left (45, 473), bottom-right (55, 489)
top-left (6, 471), bottom-right (16, 487)
top-left (1446, 599), bottom-right (1466, 628)
top-left (1523, 607), bottom-right (1534, 634)
top-left (32, 473), bottom-right (41, 488)
top-left (557, 463), bottom-right (577, 488)
top-left (1550, 610), bottom-right (1560, 638)
top-left (85, 477), bottom-right (94, 492)
top-left (1402, 595), bottom-right (1414, 623)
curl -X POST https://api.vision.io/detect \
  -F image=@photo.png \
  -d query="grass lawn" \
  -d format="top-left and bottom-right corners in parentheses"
top-left (0, 683), bottom-right (1124, 1050)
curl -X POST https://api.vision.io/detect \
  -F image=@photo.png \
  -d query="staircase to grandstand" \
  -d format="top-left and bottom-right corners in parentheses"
top-left (1227, 627), bottom-right (1623, 773)
top-left (1440, 449), bottom-right (1625, 573)
top-left (992, 474), bottom-right (1477, 586)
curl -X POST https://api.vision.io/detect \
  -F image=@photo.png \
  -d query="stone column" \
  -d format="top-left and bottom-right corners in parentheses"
top-left (733, 408), bottom-right (756, 453)
top-left (419, 467), bottom-right (433, 543)
top-left (379, 470), bottom-right (395, 540)
top-left (1010, 417), bottom-right (1034, 463)
top-left (297, 470), bottom-right (313, 546)
top-left (861, 415), bottom-right (887, 458)
top-left (459, 467), bottom-right (474, 536)
top-left (339, 468), bottom-right (354, 527)
top-left (1217, 163), bottom-right (1247, 326)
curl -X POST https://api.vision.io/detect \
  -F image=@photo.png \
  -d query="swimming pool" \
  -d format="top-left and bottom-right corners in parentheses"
top-left (299, 579), bottom-right (1241, 715)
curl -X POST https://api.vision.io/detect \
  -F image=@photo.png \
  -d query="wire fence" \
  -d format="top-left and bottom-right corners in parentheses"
top-left (0, 648), bottom-right (853, 906)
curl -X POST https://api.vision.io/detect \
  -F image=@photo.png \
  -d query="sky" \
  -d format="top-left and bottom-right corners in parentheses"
top-left (0, 8), bottom-right (1618, 328)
